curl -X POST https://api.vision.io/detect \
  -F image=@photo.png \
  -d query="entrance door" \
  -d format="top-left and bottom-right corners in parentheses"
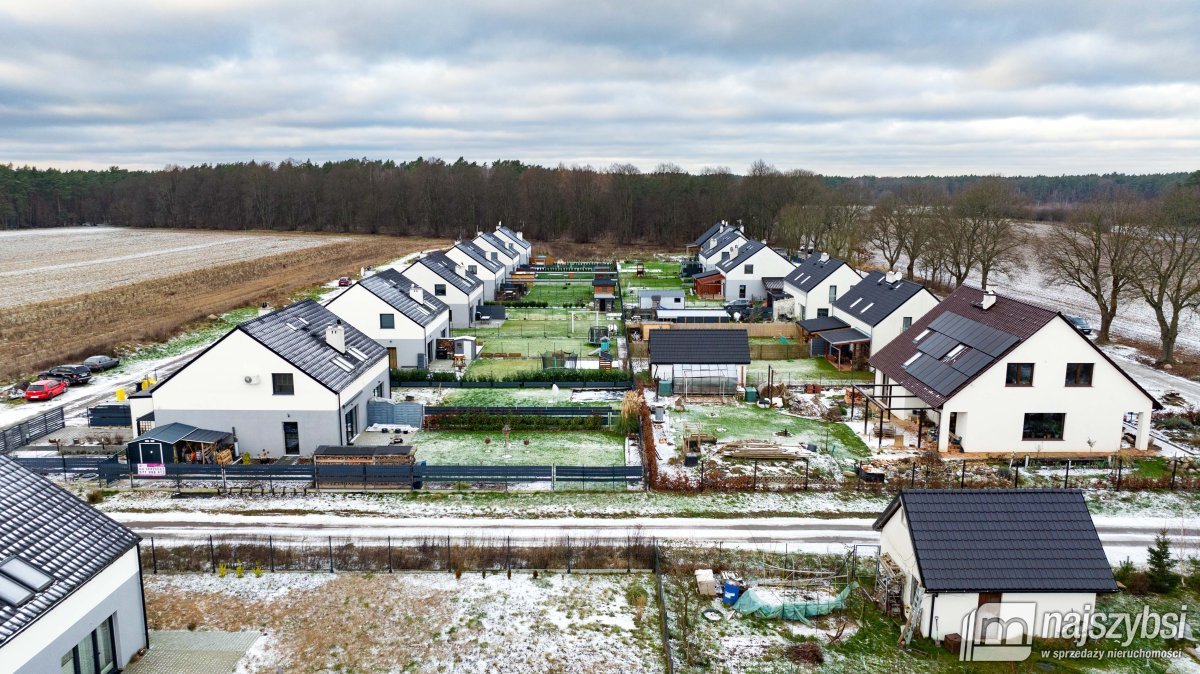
top-left (738, 285), bottom-right (747, 299)
top-left (387, 347), bottom-right (397, 369)
top-left (282, 422), bottom-right (300, 455)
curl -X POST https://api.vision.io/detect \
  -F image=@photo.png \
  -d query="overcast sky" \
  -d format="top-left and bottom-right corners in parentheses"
top-left (2, 1), bottom-right (1198, 175)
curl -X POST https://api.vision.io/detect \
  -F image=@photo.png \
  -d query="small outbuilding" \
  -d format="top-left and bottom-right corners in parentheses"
top-left (125, 422), bottom-right (236, 465)
top-left (637, 289), bottom-right (685, 310)
top-left (649, 328), bottom-right (750, 395)
top-left (873, 489), bottom-right (1117, 645)
top-left (692, 270), bottom-right (725, 299)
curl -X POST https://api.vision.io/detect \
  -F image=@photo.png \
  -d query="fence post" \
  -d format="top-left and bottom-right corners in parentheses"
top-left (447, 535), bottom-right (452, 572)
top-left (855, 461), bottom-right (861, 491)
top-left (208, 535), bottom-right (216, 574)
top-left (1013, 466), bottom-right (1020, 488)
top-left (269, 536), bottom-right (275, 573)
top-left (1063, 461), bottom-right (1071, 489)
top-left (752, 460), bottom-right (758, 491)
top-left (804, 459), bottom-right (809, 491)
top-left (909, 463), bottom-right (916, 488)
top-left (1116, 458), bottom-right (1123, 490)
top-left (387, 536), bottom-right (393, 573)
top-left (1171, 458), bottom-right (1179, 490)
top-left (567, 535), bottom-right (572, 574)
top-left (327, 536), bottom-right (334, 573)
top-left (960, 461), bottom-right (966, 488)
top-left (150, 537), bottom-right (158, 574)
top-left (627, 536), bottom-right (632, 573)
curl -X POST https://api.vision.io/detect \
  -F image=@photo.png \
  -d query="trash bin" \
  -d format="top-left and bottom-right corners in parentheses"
top-left (722, 580), bottom-right (742, 605)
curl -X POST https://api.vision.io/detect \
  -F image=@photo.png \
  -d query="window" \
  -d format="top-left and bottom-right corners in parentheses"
top-left (283, 422), bottom-right (300, 455)
top-left (374, 382), bottom-right (385, 398)
top-left (380, 313), bottom-right (395, 329)
top-left (345, 407), bottom-right (358, 440)
top-left (490, 252), bottom-right (497, 260)
top-left (61, 615), bottom-right (116, 674)
top-left (1065, 362), bottom-right (1094, 386)
top-left (468, 264), bottom-right (478, 275)
top-left (744, 264), bottom-right (754, 274)
top-left (1023, 413), bottom-right (1066, 440)
top-left (817, 308), bottom-right (829, 318)
top-left (914, 329), bottom-right (930, 342)
top-left (441, 328), bottom-right (448, 338)
top-left (902, 316), bottom-right (913, 331)
top-left (434, 284), bottom-right (447, 296)
top-left (828, 285), bottom-right (838, 303)
top-left (271, 373), bottom-right (294, 395)
top-left (738, 285), bottom-right (747, 299)
top-left (1005, 363), bottom-right (1034, 386)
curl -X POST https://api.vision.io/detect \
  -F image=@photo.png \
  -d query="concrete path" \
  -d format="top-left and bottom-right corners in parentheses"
top-left (125, 630), bottom-right (260, 674)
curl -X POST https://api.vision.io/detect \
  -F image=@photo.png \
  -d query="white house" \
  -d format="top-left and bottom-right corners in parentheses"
top-left (867, 285), bottom-right (1158, 453)
top-left (492, 224), bottom-right (531, 265)
top-left (649, 328), bottom-right (750, 396)
top-left (874, 489), bottom-right (1118, 645)
top-left (0, 455), bottom-right (147, 674)
top-left (445, 241), bottom-right (506, 299)
top-left (798, 271), bottom-right (939, 370)
top-left (130, 300), bottom-right (389, 458)
top-left (473, 231), bottom-right (520, 275)
top-left (638, 289), bottom-right (685, 310)
top-left (687, 221), bottom-right (732, 251)
top-left (715, 239), bottom-right (796, 303)
top-left (401, 251), bottom-right (485, 329)
top-left (325, 268), bottom-right (451, 370)
top-left (781, 252), bottom-right (862, 320)
top-left (697, 225), bottom-right (748, 271)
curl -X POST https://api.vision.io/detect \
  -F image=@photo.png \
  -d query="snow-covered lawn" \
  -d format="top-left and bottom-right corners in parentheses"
top-left (413, 430), bottom-right (627, 466)
top-left (144, 571), bottom-right (664, 673)
top-left (441, 386), bottom-right (622, 407)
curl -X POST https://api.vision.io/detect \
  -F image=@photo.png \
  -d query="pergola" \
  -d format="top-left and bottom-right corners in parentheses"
top-left (848, 382), bottom-right (934, 450)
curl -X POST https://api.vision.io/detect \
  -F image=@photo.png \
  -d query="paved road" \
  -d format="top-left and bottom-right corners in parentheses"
top-left (115, 513), bottom-right (1198, 564)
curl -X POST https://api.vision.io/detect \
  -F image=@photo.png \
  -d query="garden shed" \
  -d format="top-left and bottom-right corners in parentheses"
top-left (649, 328), bottom-right (750, 395)
top-left (125, 422), bottom-right (236, 465)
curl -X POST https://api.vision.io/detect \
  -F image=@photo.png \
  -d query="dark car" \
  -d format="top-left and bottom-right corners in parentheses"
top-left (83, 355), bottom-right (120, 372)
top-left (724, 299), bottom-right (752, 315)
top-left (1066, 315), bottom-right (1093, 335)
top-left (39, 364), bottom-right (92, 385)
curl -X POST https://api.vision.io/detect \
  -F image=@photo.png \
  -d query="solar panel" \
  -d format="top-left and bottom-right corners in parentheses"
top-left (916, 332), bottom-right (958, 359)
top-left (928, 312), bottom-right (1019, 357)
top-left (0, 558), bottom-right (53, 592)
top-left (903, 353), bottom-right (970, 396)
top-left (948, 348), bottom-right (994, 378)
top-left (0, 573), bottom-right (33, 607)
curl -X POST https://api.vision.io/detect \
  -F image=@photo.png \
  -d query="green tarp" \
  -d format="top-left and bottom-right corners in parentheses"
top-left (732, 583), bottom-right (855, 625)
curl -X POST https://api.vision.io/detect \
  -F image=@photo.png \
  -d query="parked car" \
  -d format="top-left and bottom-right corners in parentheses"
top-left (338, 276), bottom-right (351, 287)
top-left (83, 355), bottom-right (120, 372)
top-left (724, 299), bottom-right (752, 315)
top-left (39, 364), bottom-right (92, 385)
top-left (1066, 315), bottom-right (1093, 335)
top-left (24, 379), bottom-right (68, 401)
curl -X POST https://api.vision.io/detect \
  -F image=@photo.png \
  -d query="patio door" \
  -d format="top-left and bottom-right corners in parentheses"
top-left (282, 422), bottom-right (300, 455)
top-left (344, 407), bottom-right (358, 442)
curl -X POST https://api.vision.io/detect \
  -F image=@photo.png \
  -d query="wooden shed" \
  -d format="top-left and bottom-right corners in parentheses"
top-left (313, 445), bottom-right (416, 466)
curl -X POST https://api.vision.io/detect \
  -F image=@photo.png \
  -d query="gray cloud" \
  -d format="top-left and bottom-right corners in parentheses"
top-left (0, 1), bottom-right (1198, 174)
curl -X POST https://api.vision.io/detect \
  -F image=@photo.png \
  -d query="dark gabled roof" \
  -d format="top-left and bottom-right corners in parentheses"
top-left (798, 316), bottom-right (850, 333)
top-left (701, 228), bottom-right (745, 256)
top-left (870, 285), bottom-right (1160, 409)
top-left (0, 455), bottom-right (141, 645)
top-left (412, 251), bottom-right (483, 294)
top-left (453, 241), bottom-right (503, 273)
top-left (239, 300), bottom-right (387, 393)
top-left (833, 271), bottom-right (931, 326)
top-left (784, 253), bottom-right (853, 293)
top-left (689, 222), bottom-right (727, 247)
top-left (820, 327), bottom-right (871, 345)
top-left (649, 329), bottom-right (750, 365)
top-left (476, 304), bottom-right (507, 321)
top-left (352, 269), bottom-right (450, 328)
top-left (476, 232), bottom-right (519, 260)
top-left (693, 269), bottom-right (724, 280)
top-left (873, 489), bottom-right (1117, 594)
top-left (496, 225), bottom-right (532, 251)
top-left (127, 422), bottom-right (232, 446)
top-left (717, 239), bottom-right (791, 274)
top-left (592, 277), bottom-right (616, 287)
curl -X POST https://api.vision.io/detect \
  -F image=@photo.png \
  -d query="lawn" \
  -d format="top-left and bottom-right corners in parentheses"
top-left (442, 387), bottom-right (622, 408)
top-left (413, 430), bottom-right (627, 466)
top-left (746, 358), bottom-right (875, 384)
top-left (675, 402), bottom-right (870, 458)
top-left (520, 282), bottom-right (598, 307)
top-left (464, 359), bottom-right (542, 379)
top-left (455, 309), bottom-right (609, 357)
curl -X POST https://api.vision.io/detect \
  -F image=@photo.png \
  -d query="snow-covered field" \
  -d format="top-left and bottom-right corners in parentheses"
top-left (144, 571), bottom-right (663, 673)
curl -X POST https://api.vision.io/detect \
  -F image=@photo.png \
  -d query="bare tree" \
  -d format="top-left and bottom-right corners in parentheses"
top-left (1041, 193), bottom-right (1143, 343)
top-left (870, 184), bottom-right (943, 274)
top-left (1130, 186), bottom-right (1200, 365)
top-left (952, 177), bottom-right (1027, 288)
top-left (868, 191), bottom-right (907, 270)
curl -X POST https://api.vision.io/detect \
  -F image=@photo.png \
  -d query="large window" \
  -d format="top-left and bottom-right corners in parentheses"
top-left (1065, 362), bottom-right (1094, 386)
top-left (379, 313), bottom-right (395, 329)
top-left (283, 422), bottom-right (300, 455)
top-left (271, 373), bottom-right (294, 395)
top-left (1023, 413), bottom-right (1066, 440)
top-left (1005, 363), bottom-right (1035, 386)
top-left (434, 284), bottom-right (447, 296)
top-left (61, 615), bottom-right (115, 674)
top-left (828, 285), bottom-right (838, 302)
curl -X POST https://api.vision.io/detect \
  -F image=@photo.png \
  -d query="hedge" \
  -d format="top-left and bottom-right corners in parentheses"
top-left (424, 413), bottom-right (607, 431)
top-left (391, 367), bottom-right (631, 385)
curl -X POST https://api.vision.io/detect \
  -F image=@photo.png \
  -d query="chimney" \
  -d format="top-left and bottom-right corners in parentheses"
top-left (496, 221), bottom-right (502, 230)
top-left (325, 320), bottom-right (346, 353)
top-left (455, 263), bottom-right (467, 278)
top-left (517, 231), bottom-right (524, 240)
top-left (258, 303), bottom-right (272, 317)
top-left (819, 252), bottom-right (830, 263)
top-left (981, 288), bottom-right (997, 310)
top-left (409, 285), bottom-right (424, 304)
top-left (760, 238), bottom-right (767, 245)
top-left (885, 271), bottom-right (896, 283)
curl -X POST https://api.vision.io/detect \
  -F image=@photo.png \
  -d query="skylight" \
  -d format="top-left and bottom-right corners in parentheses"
top-left (945, 344), bottom-right (966, 360)
top-left (914, 329), bottom-right (931, 342)
top-left (904, 353), bottom-right (921, 367)
top-left (0, 574), bottom-right (33, 607)
top-left (860, 302), bottom-right (874, 314)
top-left (850, 298), bottom-right (862, 308)
top-left (346, 346), bottom-right (369, 361)
top-left (331, 356), bottom-right (354, 372)
top-left (0, 557), bottom-right (53, 592)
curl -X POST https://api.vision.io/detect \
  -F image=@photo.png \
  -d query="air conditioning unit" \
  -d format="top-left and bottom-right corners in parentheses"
top-left (243, 375), bottom-right (260, 385)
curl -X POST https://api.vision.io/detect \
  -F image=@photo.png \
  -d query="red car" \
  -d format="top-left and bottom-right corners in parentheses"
top-left (24, 379), bottom-right (68, 401)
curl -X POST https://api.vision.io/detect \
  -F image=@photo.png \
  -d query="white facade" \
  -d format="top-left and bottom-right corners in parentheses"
top-left (879, 509), bottom-right (1099, 641)
top-left (7, 549), bottom-right (146, 674)
top-left (698, 233), bottom-right (748, 271)
top-left (403, 260), bottom-right (484, 329)
top-left (444, 245), bottom-right (503, 300)
top-left (325, 283), bottom-right (449, 370)
top-left (932, 317), bottom-right (1154, 453)
top-left (784, 264), bottom-right (863, 320)
top-left (639, 292), bottom-right (685, 310)
top-left (833, 289), bottom-right (939, 358)
top-left (721, 248), bottom-right (795, 302)
top-left (147, 330), bottom-right (389, 457)
top-left (493, 227), bottom-right (530, 264)
top-left (472, 234), bottom-right (520, 275)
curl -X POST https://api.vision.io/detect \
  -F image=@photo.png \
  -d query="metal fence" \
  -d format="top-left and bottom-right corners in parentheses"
top-left (88, 404), bottom-right (132, 427)
top-left (0, 407), bottom-right (65, 454)
top-left (424, 406), bottom-right (615, 420)
top-left (392, 380), bottom-right (634, 389)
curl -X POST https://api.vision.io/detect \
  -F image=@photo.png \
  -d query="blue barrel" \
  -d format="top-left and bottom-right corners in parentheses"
top-left (722, 581), bottom-right (742, 605)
